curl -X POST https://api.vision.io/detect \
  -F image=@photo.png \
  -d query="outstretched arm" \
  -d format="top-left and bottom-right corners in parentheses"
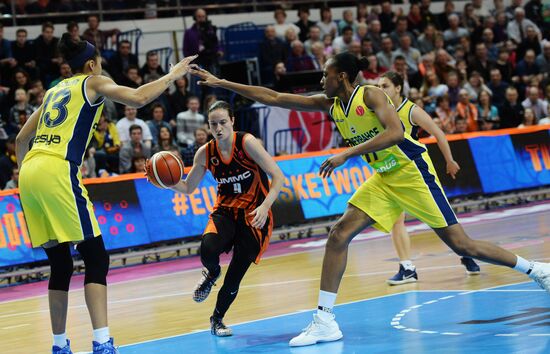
top-left (411, 106), bottom-right (460, 179)
top-left (189, 66), bottom-right (332, 112)
top-left (243, 135), bottom-right (284, 229)
top-left (88, 55), bottom-right (197, 108)
top-left (170, 145), bottom-right (207, 194)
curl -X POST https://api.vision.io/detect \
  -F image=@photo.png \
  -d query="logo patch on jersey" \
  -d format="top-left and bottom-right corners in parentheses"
top-left (210, 157), bottom-right (219, 166)
top-left (215, 170), bottom-right (252, 184)
top-left (355, 106), bottom-right (365, 116)
top-left (350, 126), bottom-right (357, 134)
top-left (371, 154), bottom-right (400, 173)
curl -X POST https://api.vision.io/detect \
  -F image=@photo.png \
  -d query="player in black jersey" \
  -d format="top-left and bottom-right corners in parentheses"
top-left (166, 101), bottom-right (284, 336)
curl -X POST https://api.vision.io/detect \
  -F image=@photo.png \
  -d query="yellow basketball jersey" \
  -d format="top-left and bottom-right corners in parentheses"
top-left (395, 97), bottom-right (419, 140)
top-left (24, 74), bottom-right (104, 165)
top-left (329, 85), bottom-right (426, 174)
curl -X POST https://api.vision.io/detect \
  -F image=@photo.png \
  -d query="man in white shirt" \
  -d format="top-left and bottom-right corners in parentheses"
top-left (332, 26), bottom-right (354, 54)
top-left (522, 86), bottom-right (549, 120)
top-left (176, 96), bottom-right (205, 147)
top-left (507, 7), bottom-right (542, 44)
top-left (116, 105), bottom-right (153, 147)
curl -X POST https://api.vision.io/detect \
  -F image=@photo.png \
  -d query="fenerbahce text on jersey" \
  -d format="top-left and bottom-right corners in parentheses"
top-left (329, 85), bottom-right (426, 174)
top-left (24, 74), bottom-right (104, 165)
top-left (205, 132), bottom-right (270, 210)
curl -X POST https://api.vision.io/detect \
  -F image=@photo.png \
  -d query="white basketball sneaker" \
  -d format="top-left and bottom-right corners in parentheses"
top-left (530, 262), bottom-right (550, 292)
top-left (289, 314), bottom-right (343, 347)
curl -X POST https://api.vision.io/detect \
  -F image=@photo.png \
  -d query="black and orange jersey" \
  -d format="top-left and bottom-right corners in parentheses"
top-left (205, 131), bottom-right (270, 210)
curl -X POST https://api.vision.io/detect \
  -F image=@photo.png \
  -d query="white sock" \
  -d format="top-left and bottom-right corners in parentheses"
top-left (317, 290), bottom-right (337, 321)
top-left (93, 327), bottom-right (110, 344)
top-left (53, 333), bottom-right (67, 348)
top-left (513, 256), bottom-right (534, 275)
top-left (400, 260), bottom-right (415, 270)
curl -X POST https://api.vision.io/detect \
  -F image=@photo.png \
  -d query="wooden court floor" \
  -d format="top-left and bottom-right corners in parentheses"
top-left (0, 205), bottom-right (549, 353)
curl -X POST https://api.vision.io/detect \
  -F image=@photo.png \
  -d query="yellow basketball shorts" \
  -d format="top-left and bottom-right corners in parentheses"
top-left (19, 154), bottom-right (101, 247)
top-left (349, 151), bottom-right (458, 233)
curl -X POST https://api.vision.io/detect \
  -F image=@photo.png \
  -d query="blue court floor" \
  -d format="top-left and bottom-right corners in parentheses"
top-left (119, 282), bottom-right (550, 354)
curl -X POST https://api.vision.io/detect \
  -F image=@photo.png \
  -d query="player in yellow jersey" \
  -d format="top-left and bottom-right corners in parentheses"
top-left (378, 71), bottom-right (481, 285)
top-left (15, 33), bottom-right (196, 354)
top-left (190, 52), bottom-right (550, 347)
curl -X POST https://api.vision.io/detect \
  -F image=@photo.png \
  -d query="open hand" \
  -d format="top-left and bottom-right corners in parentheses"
top-left (189, 66), bottom-right (223, 87)
top-left (170, 55), bottom-right (198, 79)
top-left (249, 204), bottom-right (269, 229)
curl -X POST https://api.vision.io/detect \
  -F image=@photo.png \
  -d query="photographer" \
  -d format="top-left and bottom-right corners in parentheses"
top-left (184, 8), bottom-right (223, 97)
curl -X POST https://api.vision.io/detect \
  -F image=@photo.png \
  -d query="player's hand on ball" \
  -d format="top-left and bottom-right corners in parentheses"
top-left (189, 65), bottom-right (222, 87)
top-left (250, 204), bottom-right (269, 229)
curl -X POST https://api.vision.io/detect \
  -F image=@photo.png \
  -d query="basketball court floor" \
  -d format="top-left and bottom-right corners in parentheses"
top-left (1, 202), bottom-right (549, 353)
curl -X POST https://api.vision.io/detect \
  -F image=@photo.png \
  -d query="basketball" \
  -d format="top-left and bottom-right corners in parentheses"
top-left (146, 151), bottom-right (184, 188)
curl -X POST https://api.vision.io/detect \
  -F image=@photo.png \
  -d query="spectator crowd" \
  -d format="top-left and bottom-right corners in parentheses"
top-left (0, 1), bottom-right (549, 190)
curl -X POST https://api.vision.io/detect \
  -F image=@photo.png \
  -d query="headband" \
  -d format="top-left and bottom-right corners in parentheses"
top-left (68, 41), bottom-right (96, 68)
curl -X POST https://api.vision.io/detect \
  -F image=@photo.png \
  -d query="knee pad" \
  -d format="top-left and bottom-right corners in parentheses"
top-left (76, 236), bottom-right (110, 286)
top-left (44, 243), bottom-right (74, 291)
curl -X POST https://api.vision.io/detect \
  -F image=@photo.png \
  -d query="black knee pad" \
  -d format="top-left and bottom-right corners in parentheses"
top-left (44, 243), bottom-right (74, 291)
top-left (76, 236), bottom-right (110, 286)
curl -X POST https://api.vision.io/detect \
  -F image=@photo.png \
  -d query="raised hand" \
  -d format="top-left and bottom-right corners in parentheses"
top-left (169, 55), bottom-right (198, 79)
top-left (189, 66), bottom-right (223, 87)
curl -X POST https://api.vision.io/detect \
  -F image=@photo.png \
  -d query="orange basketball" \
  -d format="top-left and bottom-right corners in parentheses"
top-left (146, 151), bottom-right (184, 188)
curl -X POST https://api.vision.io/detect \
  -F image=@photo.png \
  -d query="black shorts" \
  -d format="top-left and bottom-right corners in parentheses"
top-left (203, 207), bottom-right (272, 264)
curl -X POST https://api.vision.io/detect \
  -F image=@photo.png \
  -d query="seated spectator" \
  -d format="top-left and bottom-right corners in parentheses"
top-left (286, 40), bottom-right (316, 72)
top-left (355, 23), bottom-right (368, 43)
top-left (366, 20), bottom-right (383, 53)
top-left (147, 103), bottom-right (171, 146)
top-left (463, 71), bottom-right (492, 102)
top-left (347, 41), bottom-right (363, 58)
top-left (116, 105), bottom-right (153, 147)
top-left (152, 126), bottom-right (179, 155)
top-left (462, 3), bottom-right (482, 34)
top-left (379, 0), bottom-right (398, 34)
top-left (130, 154), bottom-right (147, 173)
top-left (536, 41), bottom-right (550, 81)
top-left (361, 55), bottom-right (387, 85)
top-left (181, 127), bottom-right (209, 166)
top-left (392, 56), bottom-right (412, 97)
top-left (34, 22), bottom-right (62, 86)
top-left (66, 21), bottom-right (82, 42)
top-left (333, 26), bottom-right (354, 54)
top-left (435, 95), bottom-right (457, 133)
top-left (109, 40), bottom-right (139, 84)
top-left (360, 38), bottom-right (374, 57)
top-left (273, 8), bottom-right (300, 41)
top-left (140, 51), bottom-right (165, 84)
top-left (3, 166), bottom-right (18, 190)
top-left (518, 107), bottom-right (538, 128)
top-left (8, 88), bottom-right (34, 134)
top-left (176, 96), bottom-right (205, 147)
top-left (295, 7), bottom-right (316, 43)
top-left (481, 28), bottom-right (499, 62)
top-left (516, 25), bottom-right (542, 60)
top-left (417, 24), bottom-right (437, 54)
top-left (273, 62), bottom-right (291, 93)
top-left (456, 89), bottom-right (479, 132)
top-left (522, 86), bottom-right (549, 120)
top-left (82, 14), bottom-right (119, 52)
top-left (49, 62), bottom-right (72, 88)
top-left (419, 52), bottom-right (436, 78)
top-left (0, 135), bottom-right (16, 189)
top-left (407, 3), bottom-right (423, 35)
top-left (392, 35), bottom-right (421, 75)
top-left (507, 7), bottom-right (542, 45)
top-left (454, 116), bottom-right (469, 133)
top-left (437, 0), bottom-right (456, 32)
top-left (259, 25), bottom-right (288, 86)
top-left (421, 70), bottom-right (448, 113)
top-left (322, 34), bottom-right (334, 57)
top-left (0, 23), bottom-right (17, 86)
top-left (11, 28), bottom-right (37, 80)
top-left (310, 42), bottom-right (328, 70)
top-left (376, 36), bottom-right (394, 70)
top-left (169, 76), bottom-right (190, 118)
top-left (390, 16), bottom-right (417, 49)
top-left (468, 43), bottom-right (495, 82)
top-left (500, 86), bottom-right (525, 128)
top-left (338, 9), bottom-right (358, 35)
top-left (119, 125), bottom-right (151, 173)
top-left (284, 28), bottom-right (298, 48)
top-left (119, 65), bottom-right (142, 89)
top-left (487, 68), bottom-right (509, 109)
top-left (28, 79), bottom-right (45, 106)
top-left (304, 26), bottom-right (322, 55)
top-left (93, 114), bottom-right (120, 174)
top-left (477, 90), bottom-right (500, 127)
top-left (495, 48), bottom-right (514, 84)
top-left (316, 6), bottom-right (337, 38)
top-left (514, 49), bottom-right (543, 88)
top-left (443, 14), bottom-right (469, 48)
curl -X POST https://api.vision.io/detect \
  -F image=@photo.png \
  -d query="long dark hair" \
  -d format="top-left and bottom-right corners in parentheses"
top-left (58, 33), bottom-right (100, 73)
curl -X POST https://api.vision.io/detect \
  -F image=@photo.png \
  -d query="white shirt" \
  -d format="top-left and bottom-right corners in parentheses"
top-left (176, 110), bottom-right (205, 146)
top-left (116, 117), bottom-right (153, 145)
top-left (507, 19), bottom-right (542, 44)
top-left (316, 20), bottom-right (337, 38)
